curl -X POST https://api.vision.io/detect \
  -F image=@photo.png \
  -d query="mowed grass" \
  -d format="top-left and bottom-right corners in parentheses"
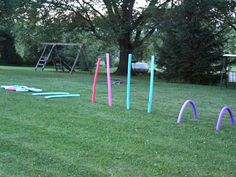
top-left (0, 66), bottom-right (235, 177)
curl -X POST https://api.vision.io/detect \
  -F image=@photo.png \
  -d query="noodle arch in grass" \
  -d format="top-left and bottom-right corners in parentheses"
top-left (177, 99), bottom-right (198, 123)
top-left (216, 106), bottom-right (235, 131)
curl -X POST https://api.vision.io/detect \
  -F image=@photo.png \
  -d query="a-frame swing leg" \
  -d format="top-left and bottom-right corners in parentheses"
top-left (35, 44), bottom-right (55, 70)
top-left (70, 49), bottom-right (81, 74)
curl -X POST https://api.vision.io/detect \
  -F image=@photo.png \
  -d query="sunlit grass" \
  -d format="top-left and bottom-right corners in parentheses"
top-left (0, 66), bottom-right (235, 177)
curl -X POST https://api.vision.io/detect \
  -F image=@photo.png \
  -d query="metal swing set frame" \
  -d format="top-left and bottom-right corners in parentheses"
top-left (35, 42), bottom-right (83, 74)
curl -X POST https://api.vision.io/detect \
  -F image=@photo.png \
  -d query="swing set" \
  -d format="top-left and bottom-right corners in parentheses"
top-left (35, 42), bottom-right (83, 74)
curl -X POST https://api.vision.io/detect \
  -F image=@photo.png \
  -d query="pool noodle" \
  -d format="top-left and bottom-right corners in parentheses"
top-left (106, 53), bottom-right (112, 107)
top-left (147, 56), bottom-right (155, 113)
top-left (126, 53), bottom-right (132, 110)
top-left (32, 92), bottom-right (70, 96)
top-left (45, 94), bottom-right (80, 99)
top-left (91, 58), bottom-right (101, 104)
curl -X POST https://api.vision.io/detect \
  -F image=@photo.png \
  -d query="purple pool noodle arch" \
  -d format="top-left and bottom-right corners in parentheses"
top-left (177, 99), bottom-right (198, 123)
top-left (216, 106), bottom-right (235, 131)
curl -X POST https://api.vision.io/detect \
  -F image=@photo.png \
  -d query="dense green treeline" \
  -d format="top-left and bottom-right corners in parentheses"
top-left (0, 0), bottom-right (235, 84)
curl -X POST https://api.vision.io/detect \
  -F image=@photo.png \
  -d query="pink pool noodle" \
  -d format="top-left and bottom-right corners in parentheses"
top-left (91, 58), bottom-right (102, 104)
top-left (5, 87), bottom-right (16, 91)
top-left (106, 53), bottom-right (112, 107)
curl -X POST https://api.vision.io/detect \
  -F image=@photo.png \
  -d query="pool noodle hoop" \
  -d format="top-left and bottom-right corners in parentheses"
top-left (177, 99), bottom-right (198, 123)
top-left (216, 106), bottom-right (235, 131)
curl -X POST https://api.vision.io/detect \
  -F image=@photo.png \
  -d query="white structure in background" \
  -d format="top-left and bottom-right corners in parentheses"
top-left (132, 62), bottom-right (149, 73)
top-left (223, 54), bottom-right (236, 83)
top-left (228, 72), bottom-right (236, 82)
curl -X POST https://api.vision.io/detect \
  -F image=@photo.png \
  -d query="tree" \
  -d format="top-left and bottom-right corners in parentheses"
top-left (211, 0), bottom-right (236, 32)
top-left (0, 29), bottom-right (22, 65)
top-left (158, 0), bottom-right (225, 84)
top-left (0, 0), bottom-right (29, 65)
top-left (34, 0), bottom-right (170, 74)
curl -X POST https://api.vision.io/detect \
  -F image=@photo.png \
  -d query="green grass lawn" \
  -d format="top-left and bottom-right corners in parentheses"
top-left (0, 66), bottom-right (235, 177)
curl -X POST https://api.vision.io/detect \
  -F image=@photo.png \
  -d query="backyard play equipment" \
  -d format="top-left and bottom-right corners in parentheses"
top-left (35, 42), bottom-right (83, 74)
top-left (126, 54), bottom-right (156, 112)
top-left (177, 99), bottom-right (198, 123)
top-left (1, 85), bottom-right (42, 92)
top-left (216, 106), bottom-right (235, 131)
top-left (91, 53), bottom-right (112, 107)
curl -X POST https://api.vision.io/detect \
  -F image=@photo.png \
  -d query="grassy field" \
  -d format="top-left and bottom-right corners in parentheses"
top-left (0, 66), bottom-right (235, 177)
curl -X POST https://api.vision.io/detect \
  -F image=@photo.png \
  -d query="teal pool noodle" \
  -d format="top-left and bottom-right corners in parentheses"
top-left (126, 53), bottom-right (132, 110)
top-left (32, 92), bottom-right (70, 96)
top-left (147, 56), bottom-right (155, 113)
top-left (45, 94), bottom-right (80, 99)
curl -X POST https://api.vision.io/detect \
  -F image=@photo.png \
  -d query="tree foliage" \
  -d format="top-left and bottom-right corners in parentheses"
top-left (0, 0), bottom-right (30, 65)
top-left (158, 0), bottom-right (229, 84)
top-left (30, 0), bottom-right (170, 74)
top-left (1, 0), bottom-right (235, 84)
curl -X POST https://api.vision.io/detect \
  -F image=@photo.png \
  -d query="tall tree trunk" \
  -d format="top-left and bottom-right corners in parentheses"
top-left (0, 31), bottom-right (22, 65)
top-left (116, 37), bottom-right (132, 75)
